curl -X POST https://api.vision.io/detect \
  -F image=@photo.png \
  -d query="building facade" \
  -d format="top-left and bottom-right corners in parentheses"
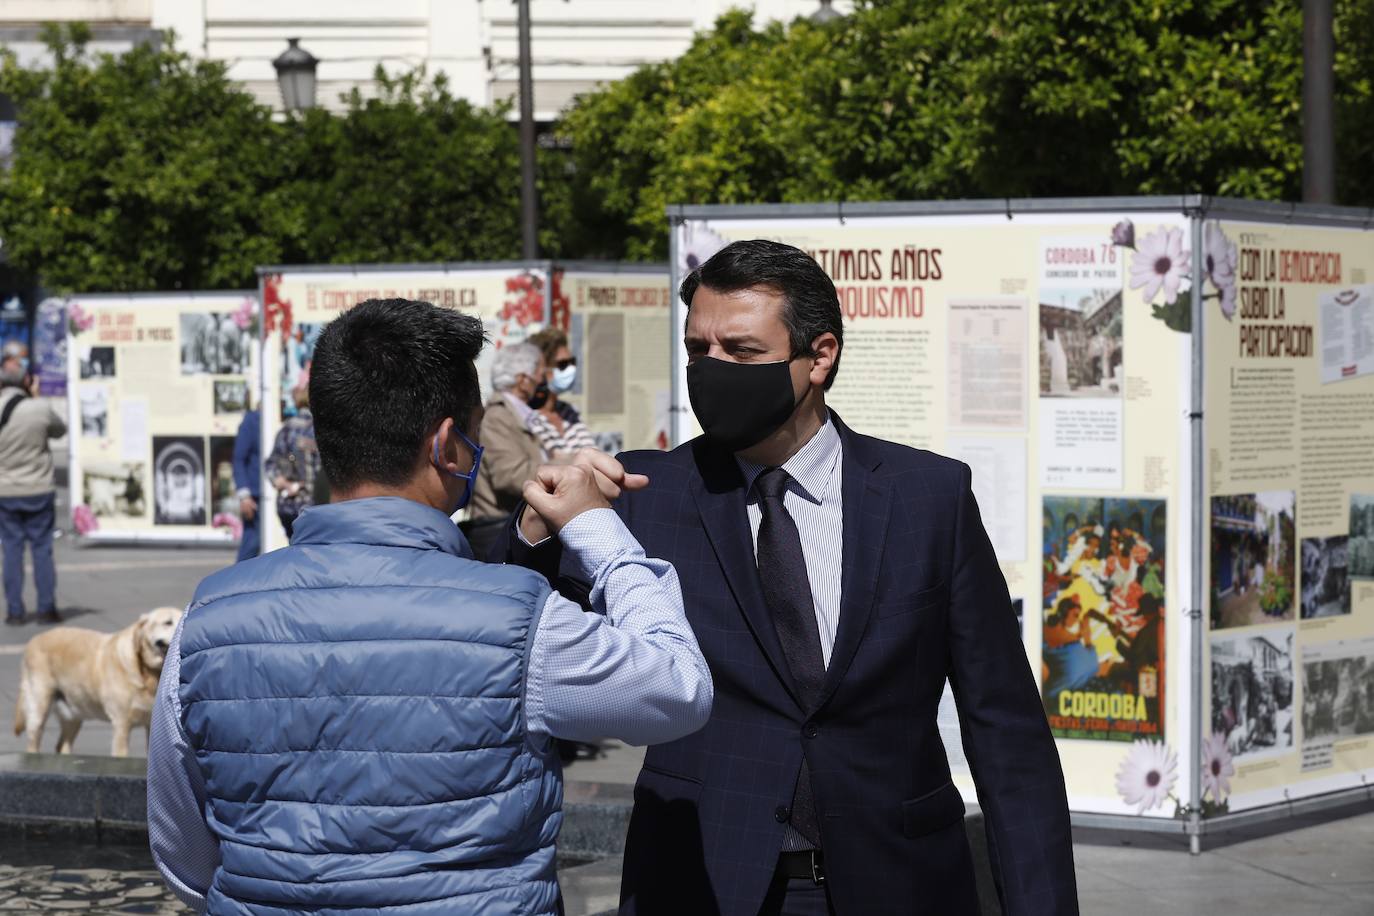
top-left (0, 0), bottom-right (850, 118)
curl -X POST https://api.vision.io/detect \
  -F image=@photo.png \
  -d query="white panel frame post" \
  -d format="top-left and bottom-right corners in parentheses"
top-left (1187, 209), bottom-right (1207, 855)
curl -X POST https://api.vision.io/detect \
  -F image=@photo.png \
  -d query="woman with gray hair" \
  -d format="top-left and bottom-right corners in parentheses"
top-left (465, 342), bottom-right (549, 557)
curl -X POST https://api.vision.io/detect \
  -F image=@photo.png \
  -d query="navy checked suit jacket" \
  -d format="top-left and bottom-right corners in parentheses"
top-left (501, 413), bottom-right (1078, 916)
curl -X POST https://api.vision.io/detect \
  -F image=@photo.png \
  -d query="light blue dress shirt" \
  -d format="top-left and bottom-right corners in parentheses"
top-left (147, 507), bottom-right (710, 913)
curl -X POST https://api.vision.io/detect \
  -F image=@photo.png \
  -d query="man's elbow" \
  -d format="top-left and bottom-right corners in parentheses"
top-left (644, 661), bottom-right (714, 745)
top-left (681, 663), bottom-right (714, 734)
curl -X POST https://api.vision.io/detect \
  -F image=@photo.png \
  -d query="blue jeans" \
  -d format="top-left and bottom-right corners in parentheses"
top-left (0, 492), bottom-right (57, 618)
top-left (236, 508), bottom-right (261, 563)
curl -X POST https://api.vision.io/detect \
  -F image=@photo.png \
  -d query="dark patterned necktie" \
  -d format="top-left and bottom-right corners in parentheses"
top-left (755, 466), bottom-right (824, 846)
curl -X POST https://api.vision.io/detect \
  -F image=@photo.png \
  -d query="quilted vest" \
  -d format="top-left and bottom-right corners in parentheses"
top-left (179, 497), bottom-right (561, 915)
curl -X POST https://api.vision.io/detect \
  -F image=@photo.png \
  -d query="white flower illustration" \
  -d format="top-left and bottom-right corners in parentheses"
top-left (1203, 220), bottom-right (1239, 320)
top-left (1200, 730), bottom-right (1235, 803)
top-left (1129, 227), bottom-right (1191, 305)
top-left (678, 224), bottom-right (729, 277)
top-left (1115, 739), bottom-right (1178, 814)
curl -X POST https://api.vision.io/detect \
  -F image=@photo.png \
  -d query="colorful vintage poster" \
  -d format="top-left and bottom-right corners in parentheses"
top-left (1041, 496), bottom-right (1167, 742)
top-left (1205, 217), bottom-right (1374, 812)
top-left (65, 293), bottom-right (258, 542)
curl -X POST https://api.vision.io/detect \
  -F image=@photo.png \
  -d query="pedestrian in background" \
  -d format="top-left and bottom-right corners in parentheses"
top-left (231, 400), bottom-right (261, 561)
top-left (465, 342), bottom-right (548, 558)
top-left (265, 381), bottom-right (320, 541)
top-left (0, 358), bottom-right (66, 625)
top-left (527, 326), bottom-right (598, 455)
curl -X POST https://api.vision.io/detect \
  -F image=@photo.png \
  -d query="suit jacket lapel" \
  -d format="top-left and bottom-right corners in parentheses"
top-left (818, 417), bottom-right (890, 709)
top-left (690, 441), bottom-right (805, 707)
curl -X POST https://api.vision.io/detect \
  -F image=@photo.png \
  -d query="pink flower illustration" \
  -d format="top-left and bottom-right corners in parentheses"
top-left (1129, 227), bottom-right (1191, 305)
top-left (1115, 739), bottom-right (1178, 814)
top-left (212, 512), bottom-right (244, 541)
top-left (1200, 731), bottom-right (1235, 803)
top-left (67, 303), bottom-right (95, 336)
top-left (1203, 221), bottom-right (1239, 320)
top-left (232, 296), bottom-right (259, 334)
top-left (71, 504), bottom-right (99, 536)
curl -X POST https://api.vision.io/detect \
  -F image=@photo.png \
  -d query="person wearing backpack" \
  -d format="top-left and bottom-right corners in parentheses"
top-left (0, 358), bottom-right (67, 625)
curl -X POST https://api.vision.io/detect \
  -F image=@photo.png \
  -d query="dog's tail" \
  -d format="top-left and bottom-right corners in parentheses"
top-left (12, 682), bottom-right (24, 737)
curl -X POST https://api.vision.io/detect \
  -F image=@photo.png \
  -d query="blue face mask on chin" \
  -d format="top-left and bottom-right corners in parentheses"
top-left (433, 425), bottom-right (484, 512)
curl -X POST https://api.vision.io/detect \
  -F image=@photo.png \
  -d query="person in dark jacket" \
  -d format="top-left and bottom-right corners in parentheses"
top-left (230, 405), bottom-right (261, 562)
top-left (147, 298), bottom-right (711, 914)
top-left (503, 241), bottom-right (1077, 916)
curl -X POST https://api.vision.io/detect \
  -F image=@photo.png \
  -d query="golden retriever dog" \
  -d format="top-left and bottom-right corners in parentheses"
top-left (12, 607), bottom-right (182, 756)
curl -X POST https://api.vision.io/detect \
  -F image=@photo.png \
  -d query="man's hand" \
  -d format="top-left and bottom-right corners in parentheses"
top-left (570, 448), bottom-right (650, 500)
top-left (24, 374), bottom-right (39, 398)
top-left (518, 450), bottom-right (649, 544)
top-left (239, 496), bottom-right (258, 522)
top-left (522, 465), bottom-right (612, 535)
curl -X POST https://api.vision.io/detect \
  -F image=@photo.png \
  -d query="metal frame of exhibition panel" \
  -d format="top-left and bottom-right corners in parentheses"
top-left (666, 196), bottom-right (1374, 851)
top-left (64, 290), bottom-right (259, 547)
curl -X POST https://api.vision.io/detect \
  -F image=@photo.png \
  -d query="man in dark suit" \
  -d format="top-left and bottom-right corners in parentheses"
top-left (504, 240), bottom-right (1077, 915)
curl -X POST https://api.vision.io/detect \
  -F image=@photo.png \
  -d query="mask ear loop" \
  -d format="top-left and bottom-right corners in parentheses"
top-left (434, 425), bottom-right (484, 511)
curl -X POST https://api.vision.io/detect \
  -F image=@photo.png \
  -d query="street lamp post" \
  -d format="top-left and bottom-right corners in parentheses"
top-left (1302, 0), bottom-right (1335, 204)
top-left (273, 38), bottom-right (319, 114)
top-left (811, 0), bottom-right (842, 24)
top-left (517, 0), bottom-right (539, 259)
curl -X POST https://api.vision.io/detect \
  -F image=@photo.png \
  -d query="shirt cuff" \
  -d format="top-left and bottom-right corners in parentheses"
top-left (558, 507), bottom-right (637, 581)
top-left (513, 505), bottom-right (552, 548)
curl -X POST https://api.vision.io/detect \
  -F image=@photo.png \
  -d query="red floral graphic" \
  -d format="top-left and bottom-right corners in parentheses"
top-left (263, 274), bottom-right (294, 337)
top-left (501, 272), bottom-right (546, 329)
top-left (549, 269), bottom-right (571, 332)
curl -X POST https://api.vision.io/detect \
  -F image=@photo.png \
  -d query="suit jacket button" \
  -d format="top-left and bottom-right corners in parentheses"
top-left (803, 722), bottom-right (819, 739)
top-left (774, 805), bottom-right (791, 822)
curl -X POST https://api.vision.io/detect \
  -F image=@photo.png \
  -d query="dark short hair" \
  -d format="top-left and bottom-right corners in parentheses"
top-left (309, 299), bottom-right (486, 493)
top-left (681, 239), bottom-right (844, 390)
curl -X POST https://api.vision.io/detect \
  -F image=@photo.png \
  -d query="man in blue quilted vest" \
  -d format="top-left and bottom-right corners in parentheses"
top-left (146, 298), bottom-right (713, 915)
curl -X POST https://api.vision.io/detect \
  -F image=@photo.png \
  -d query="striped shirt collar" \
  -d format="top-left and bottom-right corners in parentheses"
top-left (736, 413), bottom-right (842, 506)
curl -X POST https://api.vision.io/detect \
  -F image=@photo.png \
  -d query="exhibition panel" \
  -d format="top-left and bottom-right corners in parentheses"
top-left (65, 292), bottom-right (259, 544)
top-left (256, 262), bottom-right (671, 551)
top-left (668, 197), bottom-right (1374, 837)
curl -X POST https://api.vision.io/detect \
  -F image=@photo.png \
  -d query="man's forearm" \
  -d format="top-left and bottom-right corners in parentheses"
top-left (526, 509), bottom-right (713, 746)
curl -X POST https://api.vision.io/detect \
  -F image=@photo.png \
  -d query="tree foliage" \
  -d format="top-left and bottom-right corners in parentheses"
top-left (281, 70), bottom-right (525, 265)
top-left (0, 24), bottom-right (293, 291)
top-left (0, 26), bottom-right (532, 293)
top-left (559, 0), bottom-right (1374, 261)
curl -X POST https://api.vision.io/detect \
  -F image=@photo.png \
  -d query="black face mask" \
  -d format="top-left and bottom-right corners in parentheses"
top-left (687, 357), bottom-right (799, 453)
top-left (527, 381), bottom-right (551, 410)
